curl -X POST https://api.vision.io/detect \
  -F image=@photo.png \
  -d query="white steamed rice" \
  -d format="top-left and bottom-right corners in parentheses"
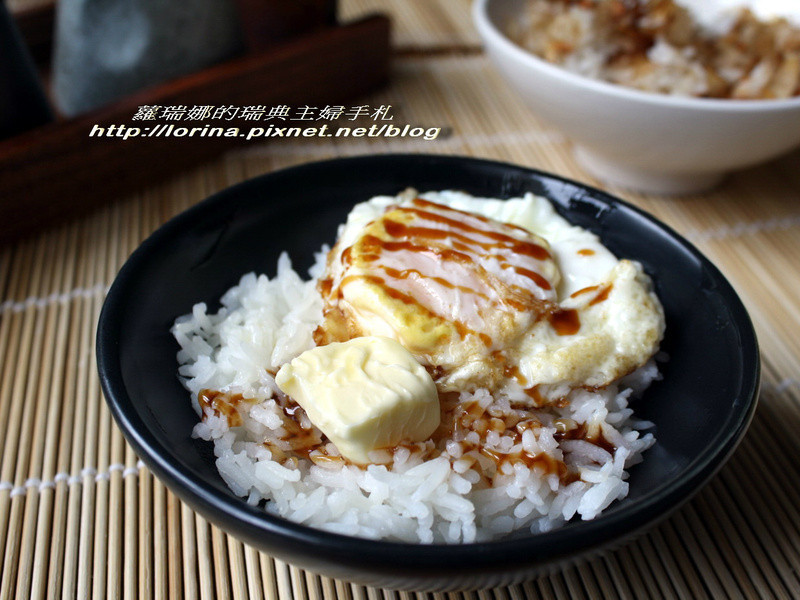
top-left (173, 252), bottom-right (658, 543)
top-left (171, 206), bottom-right (658, 544)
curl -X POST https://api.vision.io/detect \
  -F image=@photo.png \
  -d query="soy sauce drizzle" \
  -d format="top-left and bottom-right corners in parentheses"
top-left (570, 283), bottom-right (613, 306)
top-left (199, 387), bottom-right (614, 487)
top-left (379, 266), bottom-right (491, 299)
top-left (554, 421), bottom-right (616, 455)
top-left (198, 389), bottom-right (247, 427)
top-left (410, 198), bottom-right (550, 254)
top-left (548, 308), bottom-right (581, 336)
top-left (570, 284), bottom-right (599, 298)
top-left (589, 284), bottom-right (613, 306)
top-left (326, 198), bottom-right (564, 346)
top-left (322, 200), bottom-right (562, 347)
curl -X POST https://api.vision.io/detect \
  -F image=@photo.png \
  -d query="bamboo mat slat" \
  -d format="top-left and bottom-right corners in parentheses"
top-left (3, 1), bottom-right (800, 598)
top-left (342, 0), bottom-right (479, 49)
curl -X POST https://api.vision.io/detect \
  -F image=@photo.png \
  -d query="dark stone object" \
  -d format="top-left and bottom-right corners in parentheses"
top-left (97, 154), bottom-right (759, 591)
top-left (52, 0), bottom-right (243, 116)
top-left (0, 2), bottom-right (53, 139)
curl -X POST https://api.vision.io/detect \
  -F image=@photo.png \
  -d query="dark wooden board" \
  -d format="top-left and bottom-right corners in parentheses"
top-left (0, 14), bottom-right (390, 242)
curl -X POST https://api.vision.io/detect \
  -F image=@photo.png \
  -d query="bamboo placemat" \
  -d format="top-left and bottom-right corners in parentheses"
top-left (3, 1), bottom-right (800, 598)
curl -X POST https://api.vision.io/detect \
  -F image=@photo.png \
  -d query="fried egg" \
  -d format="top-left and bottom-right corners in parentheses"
top-left (314, 189), bottom-right (665, 403)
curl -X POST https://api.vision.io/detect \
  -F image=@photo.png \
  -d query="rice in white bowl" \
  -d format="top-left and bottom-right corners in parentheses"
top-left (172, 191), bottom-right (660, 544)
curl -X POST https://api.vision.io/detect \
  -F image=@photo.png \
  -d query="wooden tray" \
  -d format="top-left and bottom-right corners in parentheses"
top-left (0, 4), bottom-right (390, 242)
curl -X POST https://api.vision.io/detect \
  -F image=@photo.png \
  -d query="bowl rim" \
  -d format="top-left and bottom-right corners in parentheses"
top-left (97, 153), bottom-right (761, 578)
top-left (472, 0), bottom-right (800, 112)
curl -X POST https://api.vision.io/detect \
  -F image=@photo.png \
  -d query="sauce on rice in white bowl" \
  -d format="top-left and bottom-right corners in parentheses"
top-left (171, 189), bottom-right (665, 544)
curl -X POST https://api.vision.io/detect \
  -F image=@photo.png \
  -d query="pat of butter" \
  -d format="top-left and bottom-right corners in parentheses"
top-left (275, 336), bottom-right (440, 464)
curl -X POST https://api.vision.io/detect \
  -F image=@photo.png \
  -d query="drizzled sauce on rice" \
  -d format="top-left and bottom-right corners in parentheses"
top-left (198, 387), bottom-right (616, 486)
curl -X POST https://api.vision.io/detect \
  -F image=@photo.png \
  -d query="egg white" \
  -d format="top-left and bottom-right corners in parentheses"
top-left (326, 190), bottom-right (665, 400)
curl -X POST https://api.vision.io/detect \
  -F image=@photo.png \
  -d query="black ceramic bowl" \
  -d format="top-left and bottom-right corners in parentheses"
top-left (97, 154), bottom-right (759, 590)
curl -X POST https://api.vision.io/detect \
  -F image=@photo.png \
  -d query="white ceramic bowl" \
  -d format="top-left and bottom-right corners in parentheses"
top-left (473, 0), bottom-right (800, 195)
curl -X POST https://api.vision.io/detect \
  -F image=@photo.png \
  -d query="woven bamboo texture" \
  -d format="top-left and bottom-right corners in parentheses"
top-left (3, 0), bottom-right (800, 597)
